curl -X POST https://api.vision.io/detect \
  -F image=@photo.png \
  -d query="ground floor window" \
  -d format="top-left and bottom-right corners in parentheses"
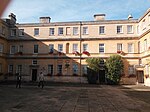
top-left (73, 64), bottom-right (78, 75)
top-left (0, 63), bottom-right (2, 73)
top-left (17, 65), bottom-right (22, 75)
top-left (48, 64), bottom-right (53, 75)
top-left (57, 65), bottom-right (62, 74)
top-left (82, 65), bottom-right (87, 75)
top-left (8, 65), bottom-right (13, 73)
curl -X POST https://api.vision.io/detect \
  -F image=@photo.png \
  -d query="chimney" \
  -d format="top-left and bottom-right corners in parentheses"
top-left (8, 13), bottom-right (16, 24)
top-left (40, 17), bottom-right (51, 23)
top-left (128, 14), bottom-right (133, 20)
top-left (94, 14), bottom-right (106, 21)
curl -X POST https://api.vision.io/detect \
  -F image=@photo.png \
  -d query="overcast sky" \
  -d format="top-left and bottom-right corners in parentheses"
top-left (2, 0), bottom-right (150, 23)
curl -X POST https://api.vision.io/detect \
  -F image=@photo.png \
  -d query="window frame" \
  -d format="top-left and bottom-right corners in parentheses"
top-left (49, 28), bottom-right (55, 36)
top-left (117, 25), bottom-right (123, 34)
top-left (99, 44), bottom-right (105, 53)
top-left (34, 28), bottom-right (39, 36)
top-left (58, 27), bottom-right (63, 35)
top-left (127, 25), bottom-right (133, 34)
top-left (99, 26), bottom-right (105, 34)
top-left (34, 44), bottom-right (38, 54)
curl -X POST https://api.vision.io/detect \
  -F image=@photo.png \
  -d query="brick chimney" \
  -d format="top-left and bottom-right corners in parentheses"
top-left (94, 14), bottom-right (106, 21)
top-left (40, 17), bottom-right (51, 23)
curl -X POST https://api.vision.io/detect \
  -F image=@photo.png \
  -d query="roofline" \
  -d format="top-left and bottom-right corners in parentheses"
top-left (138, 8), bottom-right (150, 22)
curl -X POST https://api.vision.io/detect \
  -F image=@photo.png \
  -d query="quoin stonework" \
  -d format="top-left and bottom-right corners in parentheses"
top-left (0, 9), bottom-right (150, 86)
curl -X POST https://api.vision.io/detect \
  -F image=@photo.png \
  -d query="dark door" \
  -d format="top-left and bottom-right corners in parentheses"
top-left (32, 69), bottom-right (37, 81)
top-left (137, 71), bottom-right (144, 83)
top-left (99, 70), bottom-right (105, 84)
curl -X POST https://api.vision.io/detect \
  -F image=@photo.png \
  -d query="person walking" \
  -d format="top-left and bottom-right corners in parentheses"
top-left (38, 72), bottom-right (44, 88)
top-left (16, 73), bottom-right (21, 88)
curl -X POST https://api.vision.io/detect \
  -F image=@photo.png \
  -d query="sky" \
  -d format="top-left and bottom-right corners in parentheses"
top-left (2, 0), bottom-right (150, 23)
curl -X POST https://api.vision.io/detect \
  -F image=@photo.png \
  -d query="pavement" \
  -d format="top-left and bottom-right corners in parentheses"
top-left (0, 82), bottom-right (150, 112)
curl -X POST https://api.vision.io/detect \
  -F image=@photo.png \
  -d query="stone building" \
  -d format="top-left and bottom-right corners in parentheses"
top-left (0, 9), bottom-right (150, 85)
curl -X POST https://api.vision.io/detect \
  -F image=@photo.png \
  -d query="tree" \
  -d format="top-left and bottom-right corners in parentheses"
top-left (105, 54), bottom-right (124, 84)
top-left (86, 58), bottom-right (103, 84)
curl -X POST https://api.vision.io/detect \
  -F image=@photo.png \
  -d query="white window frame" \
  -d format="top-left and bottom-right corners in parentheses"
top-left (58, 44), bottom-right (63, 52)
top-left (34, 28), bottom-right (39, 36)
top-left (83, 44), bottom-right (88, 51)
top-left (58, 27), bottom-right (63, 35)
top-left (99, 26), bottom-right (105, 34)
top-left (66, 27), bottom-right (71, 35)
top-left (73, 44), bottom-right (78, 52)
top-left (83, 27), bottom-right (88, 35)
top-left (127, 25), bottom-right (133, 33)
top-left (117, 25), bottom-right (123, 34)
top-left (117, 43), bottom-right (122, 51)
top-left (73, 27), bottom-right (78, 35)
top-left (49, 28), bottom-right (54, 36)
top-left (128, 43), bottom-right (134, 53)
top-left (99, 44), bottom-right (105, 53)
top-left (19, 29), bottom-right (24, 36)
top-left (10, 45), bottom-right (17, 54)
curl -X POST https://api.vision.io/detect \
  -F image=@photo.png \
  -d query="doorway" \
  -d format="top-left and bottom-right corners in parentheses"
top-left (137, 71), bottom-right (144, 83)
top-left (32, 69), bottom-right (37, 81)
top-left (99, 70), bottom-right (105, 84)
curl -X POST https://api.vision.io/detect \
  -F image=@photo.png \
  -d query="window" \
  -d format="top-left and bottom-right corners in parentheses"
top-left (0, 44), bottom-right (3, 53)
top-left (73, 44), bottom-right (78, 52)
top-left (34, 45), bottom-right (38, 53)
top-left (117, 25), bottom-right (123, 33)
top-left (83, 44), bottom-right (88, 51)
top-left (11, 29), bottom-right (16, 36)
top-left (49, 28), bottom-right (54, 35)
top-left (83, 27), bottom-right (88, 35)
top-left (73, 64), bottom-right (78, 74)
top-left (19, 45), bottom-right (23, 52)
top-left (48, 65), bottom-right (53, 75)
top-left (34, 28), bottom-right (39, 36)
top-left (82, 65), bottom-right (87, 75)
top-left (58, 44), bottom-right (63, 52)
top-left (8, 65), bottom-right (13, 73)
top-left (144, 39), bottom-right (147, 51)
top-left (49, 44), bottom-right (54, 53)
top-left (99, 44), bottom-right (105, 53)
top-left (57, 65), bottom-right (62, 74)
top-left (10, 45), bottom-right (17, 54)
top-left (58, 27), bottom-right (63, 35)
top-left (117, 43), bottom-right (122, 51)
top-left (0, 63), bottom-right (2, 73)
top-left (73, 27), bottom-right (78, 35)
top-left (2, 26), bottom-right (5, 35)
top-left (66, 27), bottom-right (71, 35)
top-left (19, 29), bottom-right (24, 36)
top-left (127, 25), bottom-right (133, 33)
top-left (99, 26), bottom-right (105, 34)
top-left (128, 43), bottom-right (134, 53)
top-left (17, 65), bottom-right (22, 74)
top-left (32, 60), bottom-right (37, 65)
top-left (128, 66), bottom-right (134, 75)
top-left (137, 25), bottom-right (139, 34)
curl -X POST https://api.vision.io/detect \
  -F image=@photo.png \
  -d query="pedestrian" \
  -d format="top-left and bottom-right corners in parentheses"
top-left (16, 73), bottom-right (21, 88)
top-left (38, 72), bottom-right (44, 88)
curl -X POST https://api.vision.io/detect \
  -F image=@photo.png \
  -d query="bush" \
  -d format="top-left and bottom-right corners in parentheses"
top-left (105, 55), bottom-right (124, 85)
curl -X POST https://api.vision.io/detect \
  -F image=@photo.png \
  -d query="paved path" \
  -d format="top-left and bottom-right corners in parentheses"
top-left (0, 84), bottom-right (150, 112)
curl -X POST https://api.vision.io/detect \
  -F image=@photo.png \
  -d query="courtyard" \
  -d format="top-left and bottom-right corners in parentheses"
top-left (0, 83), bottom-right (150, 112)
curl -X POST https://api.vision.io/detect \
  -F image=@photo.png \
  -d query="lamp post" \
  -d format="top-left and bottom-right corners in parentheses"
top-left (79, 21), bottom-right (82, 83)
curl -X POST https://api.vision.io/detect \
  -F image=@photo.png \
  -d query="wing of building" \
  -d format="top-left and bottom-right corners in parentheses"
top-left (0, 9), bottom-right (150, 85)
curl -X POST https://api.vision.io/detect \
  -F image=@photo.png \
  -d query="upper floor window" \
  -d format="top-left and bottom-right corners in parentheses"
top-left (34, 45), bottom-right (38, 53)
top-left (99, 44), bottom-right (105, 53)
top-left (83, 44), bottom-right (88, 51)
top-left (49, 44), bottom-right (54, 53)
top-left (128, 43), bottom-right (134, 53)
top-left (144, 39), bottom-right (147, 51)
top-left (73, 44), bottom-right (78, 52)
top-left (19, 45), bottom-right (23, 52)
top-left (127, 25), bottom-right (133, 33)
top-left (83, 27), bottom-right (88, 35)
top-left (66, 27), bottom-right (71, 35)
top-left (8, 65), bottom-right (13, 73)
top-left (117, 43), bottom-right (122, 51)
top-left (58, 44), bottom-right (63, 52)
top-left (10, 45), bottom-right (17, 54)
top-left (137, 25), bottom-right (139, 34)
top-left (0, 43), bottom-right (4, 53)
top-left (73, 27), bottom-right (78, 35)
top-left (58, 27), bottom-right (63, 35)
top-left (49, 28), bottom-right (54, 36)
top-left (2, 26), bottom-right (5, 35)
top-left (34, 28), bottom-right (39, 36)
top-left (19, 29), bottom-right (24, 36)
top-left (117, 25), bottom-right (123, 34)
top-left (99, 26), bottom-right (105, 34)
top-left (11, 29), bottom-right (16, 36)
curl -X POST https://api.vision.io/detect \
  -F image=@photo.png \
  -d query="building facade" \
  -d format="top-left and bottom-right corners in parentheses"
top-left (0, 9), bottom-right (150, 85)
